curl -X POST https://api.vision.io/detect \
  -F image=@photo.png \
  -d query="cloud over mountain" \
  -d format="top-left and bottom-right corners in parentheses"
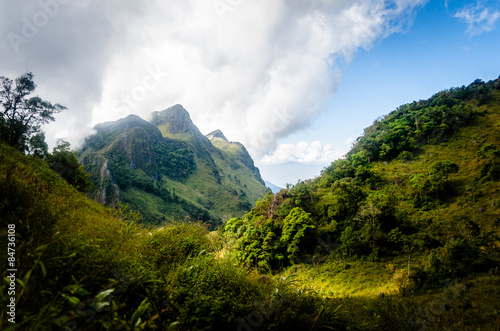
top-left (0, 0), bottom-right (426, 157)
top-left (258, 141), bottom-right (344, 165)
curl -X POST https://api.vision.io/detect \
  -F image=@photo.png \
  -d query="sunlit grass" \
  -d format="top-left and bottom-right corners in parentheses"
top-left (1, 87), bottom-right (499, 330)
top-left (279, 259), bottom-right (403, 299)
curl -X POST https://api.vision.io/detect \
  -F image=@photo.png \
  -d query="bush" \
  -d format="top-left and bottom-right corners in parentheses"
top-left (423, 238), bottom-right (495, 288)
top-left (49, 140), bottom-right (93, 192)
top-left (164, 256), bottom-right (267, 329)
top-left (398, 150), bottom-right (414, 162)
top-left (139, 222), bottom-right (212, 275)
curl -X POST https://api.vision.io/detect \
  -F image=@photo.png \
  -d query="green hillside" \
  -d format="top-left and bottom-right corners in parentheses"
top-left (0, 142), bottom-right (359, 330)
top-left (79, 105), bottom-right (268, 227)
top-left (226, 77), bottom-right (500, 269)
top-left (221, 77), bottom-right (500, 328)
top-left (1, 76), bottom-right (500, 330)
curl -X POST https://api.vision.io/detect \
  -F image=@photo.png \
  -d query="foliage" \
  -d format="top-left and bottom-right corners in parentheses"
top-left (280, 207), bottom-right (315, 261)
top-left (165, 256), bottom-right (266, 329)
top-left (139, 223), bottom-right (212, 275)
top-left (0, 72), bottom-right (65, 154)
top-left (320, 77), bottom-right (500, 188)
top-left (424, 160), bottom-right (459, 200)
top-left (393, 268), bottom-right (412, 296)
top-left (224, 193), bottom-right (319, 270)
top-left (1, 76), bottom-right (500, 330)
top-left (49, 140), bottom-right (93, 192)
top-left (227, 77), bottom-right (500, 281)
top-left (0, 143), bottom-right (353, 330)
top-left (420, 235), bottom-right (497, 288)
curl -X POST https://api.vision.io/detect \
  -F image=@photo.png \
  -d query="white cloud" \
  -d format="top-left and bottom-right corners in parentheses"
top-left (345, 137), bottom-right (355, 148)
top-left (258, 141), bottom-right (344, 165)
top-left (0, 0), bottom-right (426, 154)
top-left (455, 2), bottom-right (500, 36)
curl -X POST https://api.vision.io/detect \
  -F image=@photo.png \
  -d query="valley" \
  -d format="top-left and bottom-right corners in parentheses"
top-left (1, 76), bottom-right (499, 330)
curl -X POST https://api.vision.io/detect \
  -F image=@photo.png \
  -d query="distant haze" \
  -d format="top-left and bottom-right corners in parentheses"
top-left (258, 162), bottom-right (326, 187)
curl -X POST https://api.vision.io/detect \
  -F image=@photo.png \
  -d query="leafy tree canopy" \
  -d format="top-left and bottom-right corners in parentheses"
top-left (0, 72), bottom-right (65, 154)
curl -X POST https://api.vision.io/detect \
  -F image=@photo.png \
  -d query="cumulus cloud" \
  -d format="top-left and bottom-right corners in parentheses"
top-left (0, 0), bottom-right (425, 155)
top-left (258, 141), bottom-right (344, 165)
top-left (455, 2), bottom-right (500, 36)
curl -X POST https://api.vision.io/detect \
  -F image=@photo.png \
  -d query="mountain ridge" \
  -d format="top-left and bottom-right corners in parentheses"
top-left (80, 105), bottom-right (268, 225)
top-left (2, 76), bottom-right (500, 330)
top-left (206, 129), bottom-right (228, 141)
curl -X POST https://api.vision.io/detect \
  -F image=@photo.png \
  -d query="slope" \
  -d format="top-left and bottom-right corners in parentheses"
top-left (80, 105), bottom-right (268, 226)
top-left (0, 142), bottom-right (363, 330)
top-left (222, 77), bottom-right (500, 328)
top-left (2, 77), bottom-right (500, 331)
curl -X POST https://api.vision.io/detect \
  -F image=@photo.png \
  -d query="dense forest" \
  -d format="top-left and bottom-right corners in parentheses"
top-left (225, 77), bottom-right (499, 274)
top-left (1, 73), bottom-right (499, 330)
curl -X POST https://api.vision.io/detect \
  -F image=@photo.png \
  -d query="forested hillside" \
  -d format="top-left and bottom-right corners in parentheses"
top-left (225, 77), bottom-right (500, 279)
top-left (220, 77), bottom-right (500, 328)
top-left (1, 74), bottom-right (499, 330)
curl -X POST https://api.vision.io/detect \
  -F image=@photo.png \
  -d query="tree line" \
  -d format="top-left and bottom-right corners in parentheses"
top-left (0, 72), bottom-right (92, 192)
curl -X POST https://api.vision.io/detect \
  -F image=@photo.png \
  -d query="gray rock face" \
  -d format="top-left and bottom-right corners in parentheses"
top-left (151, 104), bottom-right (195, 134)
top-left (206, 129), bottom-right (228, 141)
top-left (115, 127), bottom-right (158, 179)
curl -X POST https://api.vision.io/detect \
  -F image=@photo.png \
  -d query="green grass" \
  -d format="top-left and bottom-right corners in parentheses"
top-left (370, 94), bottom-right (500, 236)
top-left (2, 82), bottom-right (500, 330)
top-left (0, 144), bottom-right (347, 330)
top-left (156, 124), bottom-right (193, 142)
top-left (280, 260), bottom-right (398, 298)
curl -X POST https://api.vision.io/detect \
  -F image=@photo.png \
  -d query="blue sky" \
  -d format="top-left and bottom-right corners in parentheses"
top-left (297, 0), bottom-right (500, 146)
top-left (260, 0), bottom-right (500, 186)
top-left (1, 0), bottom-right (499, 187)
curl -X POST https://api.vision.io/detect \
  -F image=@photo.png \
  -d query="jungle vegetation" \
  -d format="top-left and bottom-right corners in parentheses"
top-left (1, 74), bottom-right (499, 330)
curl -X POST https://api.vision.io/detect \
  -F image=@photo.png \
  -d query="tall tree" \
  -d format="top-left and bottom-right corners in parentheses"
top-left (0, 72), bottom-right (65, 153)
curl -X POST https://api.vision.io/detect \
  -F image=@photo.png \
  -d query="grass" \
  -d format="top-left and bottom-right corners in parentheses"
top-left (369, 94), bottom-right (500, 235)
top-left (0, 144), bottom-right (346, 330)
top-left (1, 129), bottom-right (499, 329)
top-left (2, 86), bottom-right (500, 330)
top-left (281, 261), bottom-right (398, 298)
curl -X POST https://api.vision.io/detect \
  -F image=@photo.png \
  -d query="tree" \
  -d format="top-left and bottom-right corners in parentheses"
top-left (409, 173), bottom-right (425, 204)
top-left (0, 72), bottom-right (65, 153)
top-left (280, 207), bottom-right (315, 261)
top-left (49, 140), bottom-right (93, 192)
top-left (425, 160), bottom-right (459, 200)
top-left (28, 132), bottom-right (49, 158)
top-left (428, 160), bottom-right (459, 177)
top-left (477, 143), bottom-right (500, 164)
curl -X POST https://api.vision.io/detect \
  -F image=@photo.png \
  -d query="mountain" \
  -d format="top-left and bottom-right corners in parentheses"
top-left (3, 77), bottom-right (500, 330)
top-left (225, 77), bottom-right (500, 305)
top-left (79, 105), bottom-right (268, 226)
top-left (264, 180), bottom-right (282, 193)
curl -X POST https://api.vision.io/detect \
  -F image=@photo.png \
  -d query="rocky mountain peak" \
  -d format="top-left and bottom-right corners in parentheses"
top-left (151, 104), bottom-right (194, 135)
top-left (206, 129), bottom-right (228, 141)
top-left (81, 104), bottom-right (268, 224)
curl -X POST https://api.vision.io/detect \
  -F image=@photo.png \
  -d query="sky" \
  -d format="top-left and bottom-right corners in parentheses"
top-left (1, 0), bottom-right (499, 187)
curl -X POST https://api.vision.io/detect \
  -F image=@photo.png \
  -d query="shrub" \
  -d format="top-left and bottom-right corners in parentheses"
top-left (164, 256), bottom-right (266, 329)
top-left (139, 222), bottom-right (212, 275)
